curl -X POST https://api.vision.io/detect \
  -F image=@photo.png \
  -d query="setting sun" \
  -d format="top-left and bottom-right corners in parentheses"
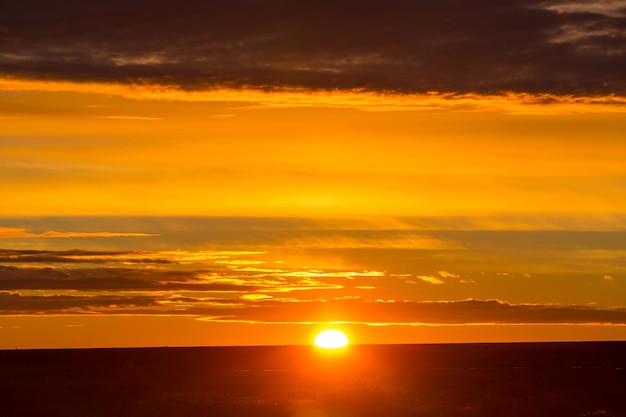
top-left (314, 329), bottom-right (349, 349)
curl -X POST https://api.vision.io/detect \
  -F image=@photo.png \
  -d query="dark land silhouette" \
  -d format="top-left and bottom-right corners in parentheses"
top-left (1, 342), bottom-right (625, 417)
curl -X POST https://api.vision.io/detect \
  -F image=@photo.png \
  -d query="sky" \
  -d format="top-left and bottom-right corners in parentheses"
top-left (1, 0), bottom-right (625, 348)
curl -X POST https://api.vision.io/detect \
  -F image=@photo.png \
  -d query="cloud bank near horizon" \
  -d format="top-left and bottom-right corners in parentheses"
top-left (0, 244), bottom-right (623, 326)
top-left (3, 290), bottom-right (626, 327)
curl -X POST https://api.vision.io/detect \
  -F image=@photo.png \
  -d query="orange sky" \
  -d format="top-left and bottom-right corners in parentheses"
top-left (2, 81), bottom-right (626, 348)
top-left (1, 0), bottom-right (626, 348)
top-left (2, 81), bottom-right (625, 217)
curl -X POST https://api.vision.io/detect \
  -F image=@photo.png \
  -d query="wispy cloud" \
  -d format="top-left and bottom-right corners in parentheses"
top-left (0, 291), bottom-right (160, 314)
top-left (0, 248), bottom-right (354, 293)
top-left (545, 0), bottom-right (626, 18)
top-left (0, 227), bottom-right (157, 239)
top-left (0, 265), bottom-right (254, 292)
top-left (411, 276), bottom-right (446, 285)
top-left (0, 249), bottom-right (172, 264)
top-left (96, 116), bottom-right (162, 121)
top-left (0, 264), bottom-right (334, 292)
top-left (408, 271), bottom-right (473, 285)
top-left (2, 78), bottom-right (626, 114)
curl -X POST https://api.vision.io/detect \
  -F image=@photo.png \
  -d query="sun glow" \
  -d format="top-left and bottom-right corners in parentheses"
top-left (314, 329), bottom-right (349, 349)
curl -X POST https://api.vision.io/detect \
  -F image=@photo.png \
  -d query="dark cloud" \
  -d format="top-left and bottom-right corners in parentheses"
top-left (1, 0), bottom-right (624, 95)
top-left (0, 227), bottom-right (157, 238)
top-left (0, 265), bottom-right (259, 292)
top-left (198, 298), bottom-right (626, 325)
top-left (0, 249), bottom-right (175, 264)
top-left (3, 292), bottom-right (626, 326)
top-left (0, 291), bottom-right (160, 314)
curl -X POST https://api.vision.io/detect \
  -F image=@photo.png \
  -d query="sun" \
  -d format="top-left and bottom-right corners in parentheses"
top-left (314, 329), bottom-right (349, 349)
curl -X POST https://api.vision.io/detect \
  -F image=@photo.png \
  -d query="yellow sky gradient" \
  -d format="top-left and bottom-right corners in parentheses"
top-left (2, 78), bottom-right (625, 218)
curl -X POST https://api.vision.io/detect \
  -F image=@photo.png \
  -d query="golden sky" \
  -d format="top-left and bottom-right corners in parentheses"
top-left (1, 0), bottom-right (625, 348)
top-left (2, 82), bottom-right (625, 217)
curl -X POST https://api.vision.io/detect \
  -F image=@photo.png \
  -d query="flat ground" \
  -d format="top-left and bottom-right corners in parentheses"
top-left (1, 342), bottom-right (625, 417)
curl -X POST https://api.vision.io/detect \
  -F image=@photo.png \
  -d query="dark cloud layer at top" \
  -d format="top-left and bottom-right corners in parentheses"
top-left (1, 0), bottom-right (624, 95)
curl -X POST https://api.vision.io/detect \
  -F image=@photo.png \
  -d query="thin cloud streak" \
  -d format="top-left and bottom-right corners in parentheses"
top-left (2, 78), bottom-right (626, 114)
top-left (0, 247), bottom-right (352, 293)
top-left (0, 264), bottom-right (343, 293)
top-left (96, 116), bottom-right (162, 121)
top-left (196, 298), bottom-right (626, 325)
top-left (0, 227), bottom-right (158, 239)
